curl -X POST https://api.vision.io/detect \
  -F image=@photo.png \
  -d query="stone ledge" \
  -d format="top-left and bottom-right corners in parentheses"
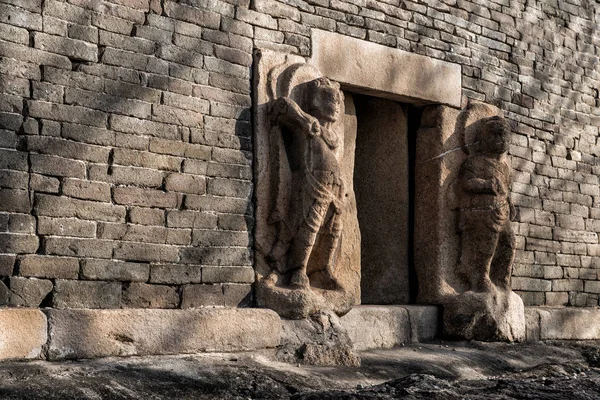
top-left (340, 305), bottom-right (439, 351)
top-left (0, 308), bottom-right (47, 360)
top-left (45, 308), bottom-right (282, 360)
top-left (525, 307), bottom-right (600, 341)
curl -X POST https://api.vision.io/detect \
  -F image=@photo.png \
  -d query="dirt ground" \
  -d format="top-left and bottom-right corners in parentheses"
top-left (1, 341), bottom-right (600, 399)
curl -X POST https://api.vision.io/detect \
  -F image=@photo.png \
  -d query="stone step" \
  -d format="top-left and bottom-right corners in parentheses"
top-left (339, 305), bottom-right (440, 351)
top-left (45, 308), bottom-right (282, 360)
top-left (525, 307), bottom-right (600, 341)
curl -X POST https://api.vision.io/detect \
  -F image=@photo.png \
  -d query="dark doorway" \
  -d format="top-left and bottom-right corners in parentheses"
top-left (353, 95), bottom-right (411, 304)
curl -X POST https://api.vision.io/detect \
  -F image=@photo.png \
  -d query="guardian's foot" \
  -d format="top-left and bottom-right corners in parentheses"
top-left (289, 270), bottom-right (310, 289)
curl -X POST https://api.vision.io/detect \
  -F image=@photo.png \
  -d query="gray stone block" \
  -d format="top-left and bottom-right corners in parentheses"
top-left (45, 308), bottom-right (281, 359)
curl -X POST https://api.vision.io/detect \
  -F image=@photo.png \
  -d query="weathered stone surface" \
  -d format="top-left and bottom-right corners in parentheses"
top-left (9, 277), bottom-right (53, 307)
top-left (122, 283), bottom-right (179, 308)
top-left (309, 30), bottom-right (461, 107)
top-left (279, 311), bottom-right (360, 366)
top-left (253, 50), bottom-right (358, 319)
top-left (416, 102), bottom-right (524, 342)
top-left (340, 306), bottom-right (410, 351)
top-left (444, 289), bottom-right (525, 342)
top-left (528, 307), bottom-right (600, 340)
top-left (53, 280), bottom-right (122, 308)
top-left (0, 309), bottom-right (47, 360)
top-left (354, 96), bottom-right (408, 304)
top-left (45, 308), bottom-right (282, 359)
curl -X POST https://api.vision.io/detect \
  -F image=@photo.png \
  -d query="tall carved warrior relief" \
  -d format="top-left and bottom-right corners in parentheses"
top-left (254, 52), bottom-right (359, 319)
top-left (445, 102), bottom-right (525, 341)
top-left (456, 114), bottom-right (516, 293)
top-left (266, 78), bottom-right (345, 291)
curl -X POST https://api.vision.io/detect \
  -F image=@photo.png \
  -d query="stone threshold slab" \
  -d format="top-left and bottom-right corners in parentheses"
top-left (525, 307), bottom-right (600, 341)
top-left (340, 305), bottom-right (440, 351)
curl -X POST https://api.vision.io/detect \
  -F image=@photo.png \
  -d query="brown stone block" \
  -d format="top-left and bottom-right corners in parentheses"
top-left (181, 284), bottom-right (223, 308)
top-left (0, 233), bottom-right (38, 254)
top-left (0, 309), bottom-right (47, 360)
top-left (62, 178), bottom-right (111, 202)
top-left (0, 254), bottom-right (15, 276)
top-left (150, 264), bottom-right (202, 284)
top-left (31, 153), bottom-right (86, 178)
top-left (122, 283), bottom-right (179, 308)
top-left (202, 266), bottom-right (254, 283)
top-left (128, 207), bottom-right (165, 226)
top-left (166, 210), bottom-right (218, 229)
top-left (19, 255), bottom-right (79, 279)
top-left (45, 308), bottom-right (281, 359)
top-left (7, 214), bottom-right (35, 233)
top-left (81, 259), bottom-right (149, 282)
top-left (53, 280), bottom-right (121, 308)
top-left (165, 173), bottom-right (206, 194)
top-left (113, 187), bottom-right (181, 208)
top-left (37, 217), bottom-right (96, 238)
top-left (113, 148), bottom-right (182, 171)
top-left (113, 242), bottom-right (179, 263)
top-left (0, 189), bottom-right (31, 213)
top-left (179, 246), bottom-right (251, 266)
top-left (9, 277), bottom-right (53, 307)
top-left (45, 237), bottom-right (113, 259)
top-left (223, 284), bottom-right (251, 307)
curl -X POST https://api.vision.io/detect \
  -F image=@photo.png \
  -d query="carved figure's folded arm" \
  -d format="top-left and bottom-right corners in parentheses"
top-left (272, 97), bottom-right (320, 137)
top-left (463, 177), bottom-right (495, 194)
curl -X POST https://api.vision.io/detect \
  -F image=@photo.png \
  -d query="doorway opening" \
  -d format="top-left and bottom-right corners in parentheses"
top-left (352, 94), bottom-right (422, 304)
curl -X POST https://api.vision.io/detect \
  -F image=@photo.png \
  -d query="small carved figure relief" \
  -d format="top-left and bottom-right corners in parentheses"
top-left (266, 77), bottom-right (345, 290)
top-left (456, 115), bottom-right (516, 293)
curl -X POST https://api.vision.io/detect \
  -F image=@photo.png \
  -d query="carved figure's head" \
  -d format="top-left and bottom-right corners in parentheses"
top-left (305, 78), bottom-right (343, 123)
top-left (477, 115), bottom-right (511, 155)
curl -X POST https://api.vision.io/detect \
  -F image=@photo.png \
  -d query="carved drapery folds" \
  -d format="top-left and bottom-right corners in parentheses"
top-left (254, 51), bottom-right (359, 319)
top-left (415, 102), bottom-right (525, 342)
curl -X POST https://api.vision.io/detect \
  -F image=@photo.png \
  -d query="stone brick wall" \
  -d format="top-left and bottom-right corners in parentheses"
top-left (0, 0), bottom-right (598, 308)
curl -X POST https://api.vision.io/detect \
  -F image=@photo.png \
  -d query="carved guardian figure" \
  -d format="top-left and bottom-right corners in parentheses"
top-left (456, 115), bottom-right (516, 293)
top-left (266, 78), bottom-right (345, 290)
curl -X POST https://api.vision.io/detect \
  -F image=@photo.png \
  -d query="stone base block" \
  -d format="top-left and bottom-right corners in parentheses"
top-left (340, 305), bottom-right (439, 351)
top-left (443, 290), bottom-right (525, 342)
top-left (525, 307), bottom-right (600, 340)
top-left (0, 309), bottom-right (47, 360)
top-left (45, 308), bottom-right (282, 360)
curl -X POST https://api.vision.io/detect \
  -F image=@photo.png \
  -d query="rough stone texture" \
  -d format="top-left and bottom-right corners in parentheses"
top-left (8, 277), bottom-right (53, 307)
top-left (444, 289), bottom-right (525, 342)
top-left (45, 308), bottom-right (282, 360)
top-left (0, 309), bottom-right (47, 360)
top-left (309, 30), bottom-right (462, 107)
top-left (253, 51), bottom-right (358, 319)
top-left (278, 311), bottom-right (360, 366)
top-left (414, 105), bottom-right (462, 305)
top-left (526, 307), bottom-right (600, 340)
top-left (341, 306), bottom-right (410, 351)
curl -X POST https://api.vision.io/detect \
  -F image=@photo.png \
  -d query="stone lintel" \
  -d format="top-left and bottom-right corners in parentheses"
top-left (309, 30), bottom-right (462, 108)
top-left (45, 308), bottom-right (282, 360)
top-left (0, 309), bottom-right (47, 360)
top-left (340, 305), bottom-right (439, 351)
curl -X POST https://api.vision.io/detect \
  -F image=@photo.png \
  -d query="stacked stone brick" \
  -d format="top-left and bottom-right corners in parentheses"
top-left (0, 0), bottom-right (598, 308)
